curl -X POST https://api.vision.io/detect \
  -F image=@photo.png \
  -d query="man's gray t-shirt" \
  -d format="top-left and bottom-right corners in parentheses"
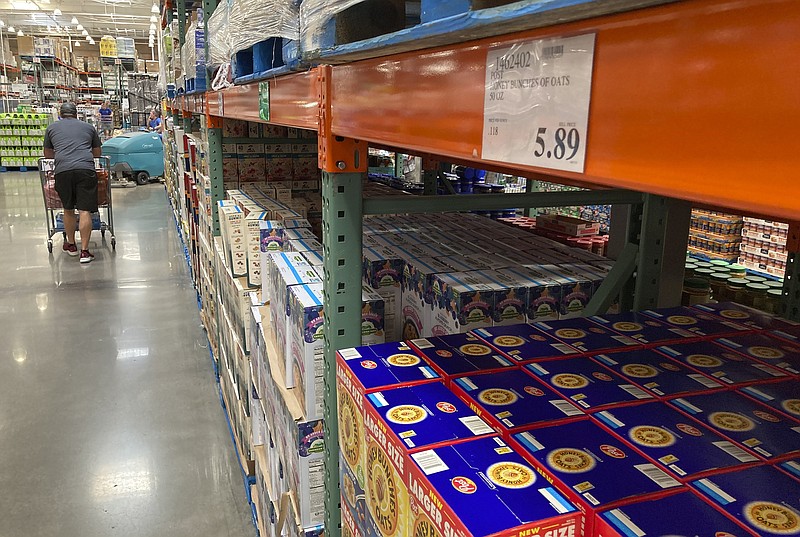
top-left (43, 118), bottom-right (102, 174)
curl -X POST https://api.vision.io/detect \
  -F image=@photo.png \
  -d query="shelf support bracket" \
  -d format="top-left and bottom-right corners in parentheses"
top-left (584, 242), bottom-right (639, 316)
top-left (205, 111), bottom-right (223, 236)
top-left (318, 63), bottom-right (366, 537)
top-left (422, 157), bottom-right (440, 196)
top-left (781, 222), bottom-right (800, 321)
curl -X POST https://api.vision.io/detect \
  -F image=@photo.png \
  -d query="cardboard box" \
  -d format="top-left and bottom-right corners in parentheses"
top-left (537, 213), bottom-right (600, 236)
top-left (594, 401), bottom-right (760, 481)
top-left (361, 285), bottom-right (385, 347)
top-left (524, 357), bottom-right (655, 411)
top-left (363, 246), bottom-right (404, 342)
top-left (362, 382), bottom-right (494, 537)
top-left (739, 380), bottom-right (800, 421)
top-left (497, 267), bottom-right (562, 321)
top-left (669, 391), bottom-right (800, 460)
top-left (408, 436), bottom-right (582, 537)
top-left (715, 333), bottom-right (800, 377)
top-left (401, 256), bottom-right (455, 339)
top-left (594, 490), bottom-right (751, 537)
top-left (451, 369), bottom-right (585, 435)
top-left (656, 340), bottom-right (790, 386)
top-left (470, 324), bottom-right (581, 364)
top-left (408, 332), bottom-right (515, 382)
top-left (690, 465), bottom-right (800, 537)
top-left (531, 317), bottom-right (642, 356)
top-left (512, 419), bottom-right (683, 536)
top-left (694, 302), bottom-right (800, 332)
top-left (589, 311), bottom-right (700, 346)
top-left (429, 272), bottom-right (494, 336)
top-left (642, 306), bottom-right (752, 338)
top-left (287, 283), bottom-right (325, 420)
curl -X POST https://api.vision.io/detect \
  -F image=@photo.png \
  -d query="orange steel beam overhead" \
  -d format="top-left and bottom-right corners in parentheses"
top-left (329, 0), bottom-right (800, 221)
top-left (207, 70), bottom-right (319, 130)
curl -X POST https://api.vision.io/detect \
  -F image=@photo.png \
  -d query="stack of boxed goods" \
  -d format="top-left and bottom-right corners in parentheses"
top-left (531, 180), bottom-right (612, 232)
top-left (99, 36), bottom-right (118, 58)
top-left (116, 38), bottom-right (136, 59)
top-left (0, 112), bottom-right (51, 168)
top-left (689, 209), bottom-right (743, 262)
top-left (145, 60), bottom-right (159, 74)
top-left (740, 217), bottom-right (789, 279)
top-left (86, 57), bottom-right (102, 72)
top-left (337, 298), bottom-right (800, 537)
top-left (182, 9), bottom-right (206, 89)
top-left (226, 0), bottom-right (299, 76)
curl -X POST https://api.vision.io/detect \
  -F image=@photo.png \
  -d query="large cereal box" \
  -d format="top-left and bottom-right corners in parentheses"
top-left (715, 333), bottom-right (800, 377)
top-left (471, 324), bottom-right (581, 364)
top-left (362, 382), bottom-right (494, 537)
top-left (408, 332), bottom-right (515, 382)
top-left (401, 256), bottom-right (454, 339)
top-left (451, 369), bottom-right (585, 435)
top-left (341, 452), bottom-right (366, 537)
top-left (524, 357), bottom-right (655, 411)
top-left (691, 465), bottom-right (800, 537)
top-left (669, 390), bottom-right (800, 460)
top-left (336, 342), bottom-right (439, 497)
top-left (693, 301), bottom-right (800, 331)
top-left (531, 317), bottom-right (642, 355)
top-left (594, 401), bottom-right (760, 481)
top-left (496, 267), bottom-right (562, 322)
top-left (593, 349), bottom-right (725, 398)
top-left (739, 380), bottom-right (800, 421)
top-left (408, 436), bottom-right (582, 537)
top-left (594, 490), bottom-right (751, 537)
top-left (641, 306), bottom-right (752, 338)
top-left (511, 420), bottom-right (683, 536)
top-left (363, 246), bottom-right (405, 342)
top-left (589, 311), bottom-right (699, 346)
top-left (656, 340), bottom-right (789, 386)
top-left (287, 283), bottom-right (324, 420)
top-left (429, 272), bottom-right (494, 336)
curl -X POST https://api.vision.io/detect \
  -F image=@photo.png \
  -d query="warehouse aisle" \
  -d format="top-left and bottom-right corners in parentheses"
top-left (0, 172), bottom-right (254, 537)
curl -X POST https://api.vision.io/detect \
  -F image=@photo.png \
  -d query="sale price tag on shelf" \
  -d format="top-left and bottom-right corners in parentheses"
top-left (482, 33), bottom-right (596, 173)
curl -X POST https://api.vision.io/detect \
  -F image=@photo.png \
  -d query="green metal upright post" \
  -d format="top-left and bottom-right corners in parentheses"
top-left (177, 0), bottom-right (186, 48)
top-left (206, 122), bottom-right (224, 236)
top-left (203, 0), bottom-right (217, 81)
top-left (525, 179), bottom-right (538, 218)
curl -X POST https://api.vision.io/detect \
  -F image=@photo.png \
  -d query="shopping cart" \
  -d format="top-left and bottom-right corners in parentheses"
top-left (39, 157), bottom-right (116, 253)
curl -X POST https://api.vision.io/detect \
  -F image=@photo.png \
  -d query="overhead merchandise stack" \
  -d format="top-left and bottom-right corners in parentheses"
top-left (181, 9), bottom-right (206, 93)
top-left (0, 111), bottom-right (51, 169)
top-left (740, 218), bottom-right (790, 280)
top-left (165, 0), bottom-right (799, 536)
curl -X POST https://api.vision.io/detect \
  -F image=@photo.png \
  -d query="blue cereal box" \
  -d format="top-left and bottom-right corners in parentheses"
top-left (336, 342), bottom-right (439, 495)
top-left (511, 420), bottom-right (683, 536)
top-left (594, 402), bottom-right (760, 480)
top-left (590, 311), bottom-right (699, 346)
top-left (669, 391), bottom-right (800, 460)
top-left (525, 357), bottom-right (655, 411)
top-left (593, 349), bottom-right (725, 398)
top-left (407, 436), bottom-right (582, 537)
top-left (691, 465), bottom-right (800, 537)
top-left (595, 490), bottom-right (752, 537)
top-left (656, 341), bottom-right (789, 386)
top-left (641, 306), bottom-right (751, 338)
top-left (341, 452), bottom-right (367, 537)
top-left (408, 332), bottom-right (515, 381)
top-left (451, 369), bottom-right (585, 434)
top-left (472, 324), bottom-right (581, 364)
top-left (738, 380), bottom-right (800, 421)
top-left (361, 382), bottom-right (494, 537)
top-left (715, 333), bottom-right (800, 376)
top-left (693, 301), bottom-right (800, 331)
top-left (532, 317), bottom-right (642, 355)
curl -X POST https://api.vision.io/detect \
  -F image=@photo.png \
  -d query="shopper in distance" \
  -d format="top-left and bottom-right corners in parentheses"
top-left (43, 102), bottom-right (103, 264)
top-left (148, 107), bottom-right (163, 135)
top-left (98, 100), bottom-right (114, 141)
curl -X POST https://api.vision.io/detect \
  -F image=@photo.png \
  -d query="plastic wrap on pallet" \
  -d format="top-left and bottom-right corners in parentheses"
top-left (299, 0), bottom-right (405, 52)
top-left (228, 0), bottom-right (299, 54)
top-left (208, 0), bottom-right (234, 67)
top-left (300, 0), bottom-right (361, 52)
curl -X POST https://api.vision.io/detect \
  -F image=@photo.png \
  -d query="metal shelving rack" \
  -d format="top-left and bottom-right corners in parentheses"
top-left (163, 0), bottom-right (800, 534)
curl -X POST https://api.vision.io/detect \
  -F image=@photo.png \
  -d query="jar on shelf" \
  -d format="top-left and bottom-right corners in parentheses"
top-left (694, 267), bottom-right (716, 281)
top-left (709, 272), bottom-right (731, 302)
top-left (745, 282), bottom-right (770, 310)
top-left (685, 263), bottom-right (698, 279)
top-left (694, 261), bottom-right (713, 270)
top-left (710, 260), bottom-right (731, 270)
top-left (728, 264), bottom-right (747, 278)
top-left (682, 277), bottom-right (712, 306)
top-left (745, 275), bottom-right (768, 284)
top-left (725, 278), bottom-right (750, 305)
top-left (766, 289), bottom-right (784, 315)
top-left (765, 280), bottom-right (784, 291)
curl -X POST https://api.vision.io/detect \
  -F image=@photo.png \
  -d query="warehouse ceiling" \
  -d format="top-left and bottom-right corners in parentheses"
top-left (0, 0), bottom-right (156, 46)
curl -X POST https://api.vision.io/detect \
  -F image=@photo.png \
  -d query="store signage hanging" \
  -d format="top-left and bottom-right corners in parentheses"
top-left (482, 33), bottom-right (596, 174)
top-left (259, 82), bottom-right (270, 122)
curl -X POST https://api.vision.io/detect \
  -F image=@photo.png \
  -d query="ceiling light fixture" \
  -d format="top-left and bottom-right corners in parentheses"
top-left (85, 35), bottom-right (90, 41)
top-left (149, 28), bottom-right (155, 35)
top-left (77, 24), bottom-right (83, 30)
top-left (8, 26), bottom-right (15, 33)
top-left (149, 23), bottom-right (155, 30)
top-left (0, 20), bottom-right (5, 28)
top-left (151, 3), bottom-right (159, 13)
top-left (74, 41), bottom-right (80, 46)
top-left (11, 1), bottom-right (39, 10)
top-left (82, 29), bottom-right (88, 35)
top-left (150, 15), bottom-right (157, 22)
top-left (53, 8), bottom-right (61, 15)
top-left (71, 16), bottom-right (78, 24)
top-left (17, 29), bottom-right (24, 36)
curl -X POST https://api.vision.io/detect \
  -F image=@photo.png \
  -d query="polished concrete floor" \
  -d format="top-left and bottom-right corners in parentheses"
top-left (0, 172), bottom-right (254, 537)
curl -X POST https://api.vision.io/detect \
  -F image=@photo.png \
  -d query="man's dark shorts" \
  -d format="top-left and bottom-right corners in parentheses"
top-left (55, 169), bottom-right (98, 212)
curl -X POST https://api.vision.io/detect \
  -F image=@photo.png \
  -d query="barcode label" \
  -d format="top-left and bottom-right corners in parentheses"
top-left (411, 450), bottom-right (449, 475)
top-left (754, 446), bottom-right (773, 457)
top-left (410, 338), bottom-right (433, 349)
top-left (543, 45), bottom-right (564, 59)
top-left (502, 418), bottom-right (515, 427)
top-left (668, 464), bottom-right (687, 477)
top-left (459, 416), bottom-right (494, 436)
top-left (554, 343), bottom-right (579, 355)
top-left (404, 438), bottom-right (416, 448)
top-left (713, 441), bottom-right (758, 462)
top-left (583, 492), bottom-right (600, 506)
top-left (752, 363), bottom-right (787, 376)
top-left (634, 464), bottom-right (680, 488)
top-left (620, 384), bottom-right (653, 399)
top-left (550, 400), bottom-right (583, 416)
top-left (339, 348), bottom-right (361, 359)
top-left (688, 374), bottom-right (723, 388)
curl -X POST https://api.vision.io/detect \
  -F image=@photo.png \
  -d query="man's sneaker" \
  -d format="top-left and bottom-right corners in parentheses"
top-left (62, 242), bottom-right (78, 256)
top-left (79, 250), bottom-right (95, 264)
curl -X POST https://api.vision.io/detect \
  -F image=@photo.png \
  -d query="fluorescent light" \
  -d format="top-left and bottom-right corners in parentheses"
top-left (74, 41), bottom-right (80, 46)
top-left (150, 15), bottom-right (157, 22)
top-left (12, 1), bottom-right (39, 10)
top-left (82, 30), bottom-right (88, 35)
top-left (77, 24), bottom-right (83, 30)
top-left (151, 3), bottom-right (159, 13)
top-left (71, 16), bottom-right (78, 24)
top-left (0, 20), bottom-right (5, 28)
top-left (85, 35), bottom-right (90, 41)
top-left (17, 30), bottom-right (24, 36)
top-left (53, 8), bottom-right (61, 15)
top-left (8, 26), bottom-right (15, 32)
top-left (150, 23), bottom-right (156, 30)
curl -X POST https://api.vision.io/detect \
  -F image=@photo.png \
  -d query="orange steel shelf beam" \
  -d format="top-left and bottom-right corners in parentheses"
top-left (206, 70), bottom-right (319, 131)
top-left (329, 0), bottom-right (799, 221)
